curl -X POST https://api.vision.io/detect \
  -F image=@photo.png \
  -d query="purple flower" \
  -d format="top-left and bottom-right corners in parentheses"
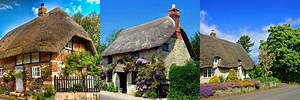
top-left (135, 58), bottom-right (143, 64)
top-left (141, 60), bottom-right (148, 65)
top-left (200, 87), bottom-right (214, 98)
top-left (143, 85), bottom-right (147, 89)
top-left (141, 80), bottom-right (145, 83)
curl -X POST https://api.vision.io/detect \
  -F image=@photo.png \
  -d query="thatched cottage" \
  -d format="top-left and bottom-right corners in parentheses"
top-left (0, 4), bottom-right (96, 93)
top-left (101, 4), bottom-right (195, 94)
top-left (200, 30), bottom-right (254, 83)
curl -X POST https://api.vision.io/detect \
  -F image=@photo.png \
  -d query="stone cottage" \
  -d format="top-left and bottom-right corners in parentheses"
top-left (200, 30), bottom-right (254, 83)
top-left (0, 4), bottom-right (96, 93)
top-left (101, 4), bottom-right (195, 94)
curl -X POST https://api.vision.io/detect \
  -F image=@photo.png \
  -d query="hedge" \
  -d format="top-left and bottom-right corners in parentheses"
top-left (167, 61), bottom-right (200, 100)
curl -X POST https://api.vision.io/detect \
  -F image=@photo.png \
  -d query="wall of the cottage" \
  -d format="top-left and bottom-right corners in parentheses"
top-left (0, 56), bottom-right (16, 91)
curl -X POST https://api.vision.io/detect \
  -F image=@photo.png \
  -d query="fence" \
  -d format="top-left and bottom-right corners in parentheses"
top-left (54, 75), bottom-right (101, 92)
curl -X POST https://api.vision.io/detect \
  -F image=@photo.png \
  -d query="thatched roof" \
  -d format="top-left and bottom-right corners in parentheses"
top-left (0, 8), bottom-right (96, 58)
top-left (200, 34), bottom-right (254, 70)
top-left (101, 16), bottom-right (195, 58)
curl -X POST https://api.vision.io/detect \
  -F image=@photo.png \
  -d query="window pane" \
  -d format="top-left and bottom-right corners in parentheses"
top-left (204, 69), bottom-right (207, 77)
top-left (31, 52), bottom-right (39, 63)
top-left (16, 55), bottom-right (22, 65)
top-left (23, 54), bottom-right (30, 64)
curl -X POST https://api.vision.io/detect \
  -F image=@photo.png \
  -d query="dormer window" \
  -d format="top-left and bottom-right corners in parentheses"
top-left (65, 39), bottom-right (73, 50)
top-left (213, 57), bottom-right (218, 65)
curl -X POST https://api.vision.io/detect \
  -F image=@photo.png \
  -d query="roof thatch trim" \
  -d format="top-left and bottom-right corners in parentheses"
top-left (0, 8), bottom-right (96, 58)
top-left (101, 16), bottom-right (176, 56)
top-left (200, 34), bottom-right (254, 70)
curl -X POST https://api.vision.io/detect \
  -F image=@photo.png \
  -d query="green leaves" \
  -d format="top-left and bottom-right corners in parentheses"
top-left (236, 35), bottom-right (254, 53)
top-left (190, 32), bottom-right (200, 61)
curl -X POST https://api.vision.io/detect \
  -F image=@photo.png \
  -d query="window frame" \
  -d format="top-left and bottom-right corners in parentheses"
top-left (32, 66), bottom-right (41, 78)
top-left (64, 39), bottom-right (73, 50)
top-left (131, 52), bottom-right (139, 58)
top-left (203, 68), bottom-right (214, 78)
top-left (162, 43), bottom-right (169, 52)
top-left (213, 57), bottom-right (218, 65)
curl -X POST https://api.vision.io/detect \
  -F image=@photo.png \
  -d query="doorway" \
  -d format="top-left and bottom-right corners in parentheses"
top-left (15, 66), bottom-right (23, 92)
top-left (118, 73), bottom-right (127, 93)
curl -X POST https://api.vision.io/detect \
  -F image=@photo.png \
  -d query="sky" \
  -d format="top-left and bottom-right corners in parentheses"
top-left (200, 0), bottom-right (300, 63)
top-left (101, 0), bottom-right (200, 44)
top-left (0, 0), bottom-right (100, 38)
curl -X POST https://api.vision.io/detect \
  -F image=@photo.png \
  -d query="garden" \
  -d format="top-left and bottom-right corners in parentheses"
top-left (200, 68), bottom-right (280, 98)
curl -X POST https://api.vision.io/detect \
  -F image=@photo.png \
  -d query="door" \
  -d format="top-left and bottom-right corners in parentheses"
top-left (15, 66), bottom-right (23, 92)
top-left (118, 73), bottom-right (127, 93)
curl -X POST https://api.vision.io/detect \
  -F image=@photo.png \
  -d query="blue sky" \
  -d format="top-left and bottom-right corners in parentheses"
top-left (101, 0), bottom-right (200, 44)
top-left (201, 0), bottom-right (300, 63)
top-left (0, 0), bottom-right (100, 38)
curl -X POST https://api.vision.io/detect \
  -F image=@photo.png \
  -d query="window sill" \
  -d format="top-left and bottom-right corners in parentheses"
top-left (32, 76), bottom-right (41, 78)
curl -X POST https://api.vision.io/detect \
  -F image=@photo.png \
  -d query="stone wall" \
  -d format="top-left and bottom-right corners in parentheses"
top-left (55, 92), bottom-right (100, 100)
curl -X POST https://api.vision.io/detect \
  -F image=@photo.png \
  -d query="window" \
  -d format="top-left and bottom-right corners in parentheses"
top-left (131, 72), bottom-right (138, 84)
top-left (23, 54), bottom-right (30, 64)
top-left (32, 66), bottom-right (41, 78)
top-left (213, 57), bottom-right (218, 65)
top-left (31, 52), bottom-right (39, 63)
top-left (107, 71), bottom-right (112, 82)
top-left (203, 68), bottom-right (214, 78)
top-left (65, 40), bottom-right (73, 50)
top-left (236, 69), bottom-right (240, 78)
top-left (108, 55), bottom-right (113, 64)
top-left (162, 43), bottom-right (169, 51)
top-left (131, 52), bottom-right (139, 58)
top-left (16, 55), bottom-right (22, 65)
top-left (0, 68), bottom-right (3, 77)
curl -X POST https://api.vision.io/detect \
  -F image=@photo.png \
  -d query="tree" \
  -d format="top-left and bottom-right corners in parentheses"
top-left (236, 35), bottom-right (254, 53)
top-left (72, 12), bottom-right (100, 55)
top-left (190, 32), bottom-right (200, 61)
top-left (62, 51), bottom-right (99, 76)
top-left (263, 24), bottom-right (300, 83)
top-left (106, 29), bottom-right (123, 45)
top-left (258, 40), bottom-right (275, 77)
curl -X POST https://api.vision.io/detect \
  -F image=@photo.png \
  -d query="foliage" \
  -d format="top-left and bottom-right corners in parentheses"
top-left (236, 35), bottom-right (254, 53)
top-left (200, 87), bottom-right (214, 98)
top-left (107, 82), bottom-right (118, 93)
top-left (219, 76), bottom-right (225, 83)
top-left (44, 86), bottom-right (56, 98)
top-left (239, 80), bottom-right (256, 87)
top-left (42, 66), bottom-right (52, 80)
top-left (190, 32), bottom-right (200, 61)
top-left (149, 90), bottom-right (157, 99)
top-left (168, 61), bottom-right (200, 100)
top-left (12, 71), bottom-right (23, 78)
top-left (0, 88), bottom-right (6, 94)
top-left (249, 65), bottom-right (264, 78)
top-left (134, 91), bottom-right (142, 97)
top-left (201, 82), bottom-right (241, 90)
top-left (72, 12), bottom-right (100, 55)
top-left (209, 76), bottom-right (220, 83)
top-left (3, 70), bottom-right (14, 83)
top-left (106, 29), bottom-right (123, 45)
top-left (256, 76), bottom-right (280, 83)
top-left (226, 69), bottom-right (240, 82)
top-left (62, 51), bottom-right (99, 76)
top-left (263, 24), bottom-right (300, 83)
top-left (259, 41), bottom-right (275, 77)
top-left (135, 55), bottom-right (166, 97)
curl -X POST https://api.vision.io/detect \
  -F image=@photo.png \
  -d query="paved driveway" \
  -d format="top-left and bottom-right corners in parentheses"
top-left (208, 83), bottom-right (300, 100)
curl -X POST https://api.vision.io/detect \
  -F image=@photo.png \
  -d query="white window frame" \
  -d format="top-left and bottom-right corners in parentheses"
top-left (203, 68), bottom-right (214, 78)
top-left (64, 40), bottom-right (73, 50)
top-left (32, 66), bottom-right (41, 78)
top-left (213, 57), bottom-right (218, 65)
top-left (0, 68), bottom-right (3, 77)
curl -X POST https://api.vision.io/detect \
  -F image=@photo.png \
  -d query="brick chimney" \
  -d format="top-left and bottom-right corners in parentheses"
top-left (210, 29), bottom-right (216, 37)
top-left (169, 4), bottom-right (182, 40)
top-left (38, 3), bottom-right (47, 16)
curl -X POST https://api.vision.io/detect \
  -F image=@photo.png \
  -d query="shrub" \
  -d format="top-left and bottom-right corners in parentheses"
top-left (209, 76), bottom-right (220, 83)
top-left (0, 88), bottom-right (5, 94)
top-left (219, 76), bottom-right (225, 83)
top-left (200, 87), bottom-right (214, 98)
top-left (107, 82), bottom-right (118, 93)
top-left (134, 91), bottom-right (142, 97)
top-left (168, 61), bottom-right (200, 99)
top-left (243, 77), bottom-right (252, 80)
top-left (149, 90), bottom-right (157, 99)
top-left (256, 76), bottom-right (279, 83)
top-left (226, 69), bottom-right (240, 82)
top-left (239, 80), bottom-right (255, 87)
top-left (249, 65), bottom-right (264, 78)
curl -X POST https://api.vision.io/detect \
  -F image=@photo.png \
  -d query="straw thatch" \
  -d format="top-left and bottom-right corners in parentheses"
top-left (0, 8), bottom-right (96, 58)
top-left (200, 34), bottom-right (254, 70)
top-left (101, 16), bottom-right (195, 58)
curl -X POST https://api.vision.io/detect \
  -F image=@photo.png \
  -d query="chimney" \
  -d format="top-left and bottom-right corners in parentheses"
top-left (38, 3), bottom-right (47, 16)
top-left (168, 4), bottom-right (182, 40)
top-left (210, 30), bottom-right (216, 37)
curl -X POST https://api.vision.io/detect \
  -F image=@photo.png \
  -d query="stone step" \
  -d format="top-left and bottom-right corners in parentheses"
top-left (9, 92), bottom-right (20, 97)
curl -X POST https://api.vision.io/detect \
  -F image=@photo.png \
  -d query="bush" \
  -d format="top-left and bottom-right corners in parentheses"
top-left (168, 61), bottom-right (200, 99)
top-left (249, 65), bottom-right (264, 78)
top-left (107, 82), bottom-right (119, 93)
top-left (0, 88), bottom-right (6, 94)
top-left (209, 76), bottom-right (220, 83)
top-left (256, 76), bottom-right (279, 83)
top-left (200, 87), bottom-right (214, 98)
top-left (44, 86), bottom-right (56, 97)
top-left (201, 82), bottom-right (241, 90)
top-left (239, 80), bottom-right (255, 87)
top-left (149, 90), bottom-right (157, 99)
top-left (219, 76), bottom-right (225, 83)
top-left (226, 69), bottom-right (240, 82)
top-left (134, 91), bottom-right (142, 97)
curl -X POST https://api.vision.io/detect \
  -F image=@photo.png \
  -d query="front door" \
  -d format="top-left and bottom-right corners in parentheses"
top-left (15, 66), bottom-right (23, 92)
top-left (118, 73), bottom-right (127, 93)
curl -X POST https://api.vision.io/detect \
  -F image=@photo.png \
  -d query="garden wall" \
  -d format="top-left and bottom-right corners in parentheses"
top-left (54, 92), bottom-right (100, 100)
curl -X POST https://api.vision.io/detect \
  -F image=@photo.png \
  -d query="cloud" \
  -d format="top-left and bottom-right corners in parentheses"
top-left (73, 5), bottom-right (82, 13)
top-left (13, 1), bottom-right (20, 6)
top-left (32, 7), bottom-right (39, 15)
top-left (0, 3), bottom-right (13, 10)
top-left (87, 0), bottom-right (100, 4)
top-left (65, 8), bottom-right (70, 14)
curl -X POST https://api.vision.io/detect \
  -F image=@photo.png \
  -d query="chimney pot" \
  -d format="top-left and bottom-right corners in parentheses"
top-left (38, 3), bottom-right (47, 17)
top-left (210, 30), bottom-right (216, 37)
